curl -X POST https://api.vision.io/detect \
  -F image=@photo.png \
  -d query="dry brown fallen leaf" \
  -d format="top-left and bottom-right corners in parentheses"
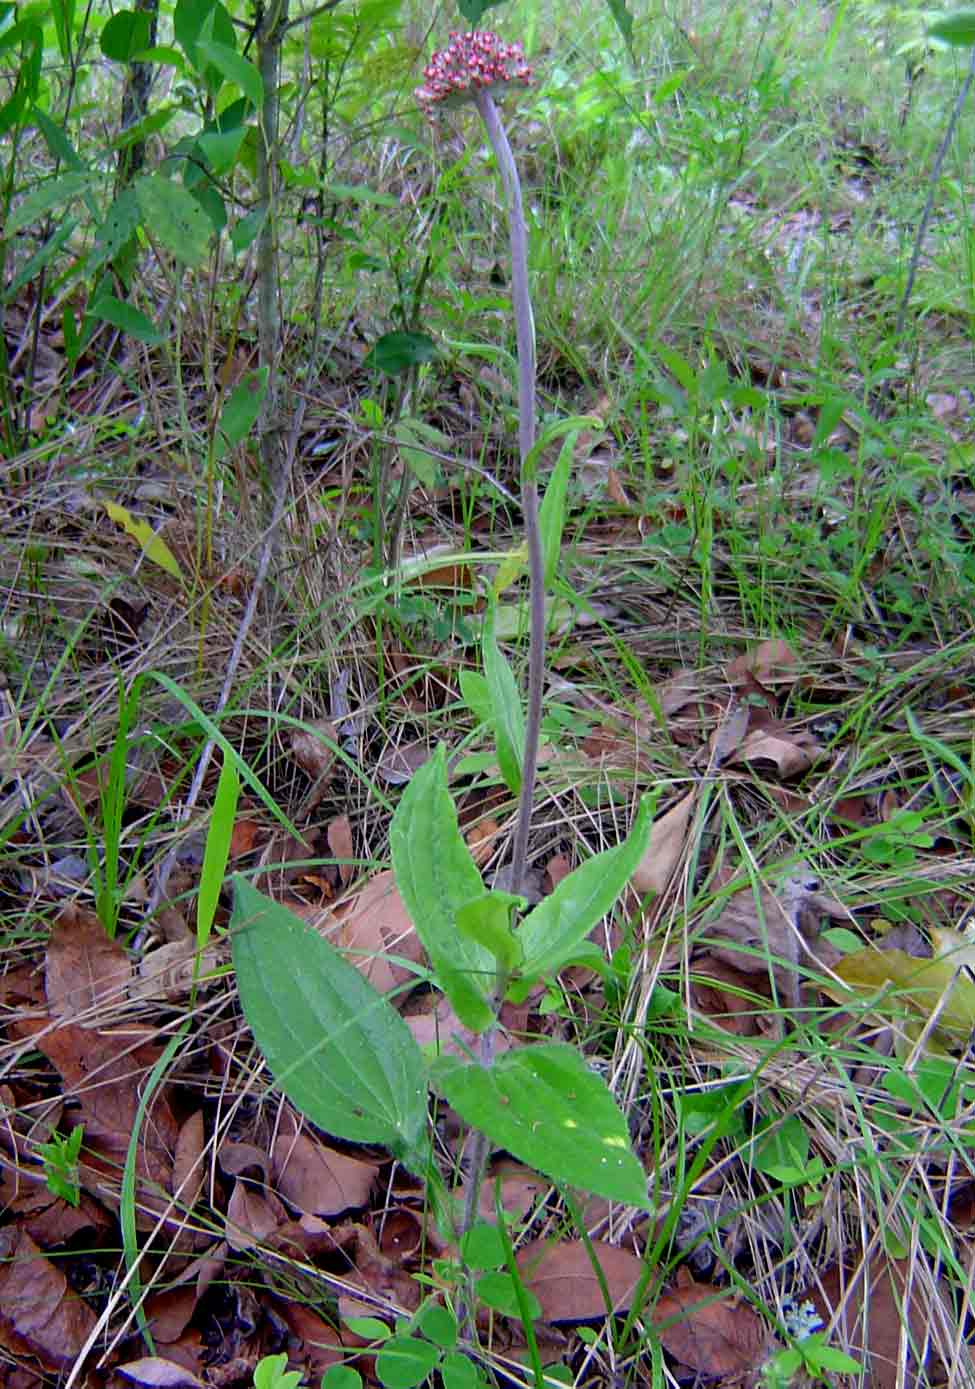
top-left (225, 1179), bottom-right (287, 1252)
top-left (475, 1160), bottom-right (550, 1224)
top-left (32, 1022), bottom-right (179, 1225)
top-left (729, 722), bottom-right (826, 778)
top-left (727, 638), bottom-right (799, 690)
top-left (653, 1276), bottom-right (770, 1380)
top-left (811, 1256), bottom-right (933, 1389)
top-left (327, 813), bottom-right (355, 885)
top-left (114, 1358), bottom-right (205, 1389)
top-left (701, 865), bottom-right (843, 1014)
top-left (317, 869), bottom-right (423, 995)
top-left (0, 1226), bottom-right (97, 1371)
top-left (272, 1128), bottom-right (378, 1217)
top-left (515, 1238), bottom-right (643, 1321)
top-left (44, 903), bottom-right (132, 1021)
top-left (631, 790), bottom-right (695, 898)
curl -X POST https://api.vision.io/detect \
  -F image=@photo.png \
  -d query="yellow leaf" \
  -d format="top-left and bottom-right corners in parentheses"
top-left (492, 543), bottom-right (527, 596)
top-left (105, 501), bottom-right (183, 582)
top-left (823, 946), bottom-right (975, 1043)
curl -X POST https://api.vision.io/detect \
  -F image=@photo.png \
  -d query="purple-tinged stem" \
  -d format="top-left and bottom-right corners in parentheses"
top-left (473, 87), bottom-right (543, 904)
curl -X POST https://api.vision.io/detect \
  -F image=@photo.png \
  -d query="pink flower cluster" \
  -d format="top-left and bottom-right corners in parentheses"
top-left (415, 31), bottom-right (533, 114)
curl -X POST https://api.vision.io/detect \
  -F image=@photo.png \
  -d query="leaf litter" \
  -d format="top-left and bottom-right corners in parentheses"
top-left (7, 94), bottom-right (975, 1389)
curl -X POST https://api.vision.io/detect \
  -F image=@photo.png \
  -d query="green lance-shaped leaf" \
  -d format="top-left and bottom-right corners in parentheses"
top-left (6, 170), bottom-right (93, 236)
top-left (483, 599), bottom-right (524, 796)
top-left (231, 877), bottom-right (427, 1157)
top-left (538, 430), bottom-right (577, 585)
top-left (214, 367), bottom-right (268, 459)
top-left (89, 294), bottom-right (163, 345)
top-left (509, 796), bottom-right (655, 1003)
top-left (195, 37), bottom-right (263, 108)
top-left (432, 1042), bottom-right (648, 1206)
top-left (389, 746), bottom-right (494, 1032)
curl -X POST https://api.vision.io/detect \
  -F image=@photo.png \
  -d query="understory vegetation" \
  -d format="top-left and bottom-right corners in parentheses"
top-left (3, 0), bottom-right (975, 1386)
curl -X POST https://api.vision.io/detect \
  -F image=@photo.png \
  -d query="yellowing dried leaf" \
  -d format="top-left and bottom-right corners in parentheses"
top-left (824, 947), bottom-right (975, 1042)
top-left (104, 501), bottom-right (183, 581)
top-left (516, 1238), bottom-right (643, 1321)
top-left (630, 791), bottom-right (694, 897)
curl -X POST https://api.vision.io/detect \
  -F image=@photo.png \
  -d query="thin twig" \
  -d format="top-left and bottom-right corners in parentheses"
top-left (895, 45), bottom-right (975, 342)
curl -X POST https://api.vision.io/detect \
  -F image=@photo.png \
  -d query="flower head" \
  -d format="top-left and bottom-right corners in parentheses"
top-left (415, 31), bottom-right (533, 115)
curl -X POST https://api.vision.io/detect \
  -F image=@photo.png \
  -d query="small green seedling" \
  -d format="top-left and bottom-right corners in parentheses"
top-left (253, 1353), bottom-right (302, 1389)
top-left (38, 1124), bottom-right (83, 1206)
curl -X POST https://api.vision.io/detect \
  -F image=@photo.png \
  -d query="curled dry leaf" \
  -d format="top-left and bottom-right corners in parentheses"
top-left (327, 814), bottom-right (355, 886)
top-left (225, 1180), bottom-right (287, 1252)
top-left (516, 1238), bottom-right (643, 1321)
top-left (376, 1208), bottom-right (423, 1261)
top-left (631, 791), bottom-right (694, 898)
top-left (0, 1226), bottom-right (97, 1370)
top-left (701, 866), bottom-right (831, 1013)
top-left (730, 723), bottom-right (826, 778)
top-left (476, 1160), bottom-right (550, 1223)
top-left (272, 1130), bottom-right (378, 1217)
top-left (652, 667), bottom-right (702, 717)
top-left (289, 720), bottom-right (338, 782)
top-left (727, 639), bottom-right (799, 690)
top-left (652, 1279), bottom-right (770, 1379)
top-left (132, 939), bottom-right (220, 1002)
top-left (704, 701), bottom-right (751, 768)
top-left (44, 903), bottom-right (132, 1021)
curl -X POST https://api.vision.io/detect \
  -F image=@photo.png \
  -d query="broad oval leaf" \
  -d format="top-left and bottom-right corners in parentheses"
top-left (134, 174), bottom-right (212, 267)
top-left (231, 877), bottom-right (427, 1156)
top-left (364, 331), bottom-right (437, 377)
top-left (929, 9), bottom-right (975, 44)
top-left (511, 796), bottom-right (654, 998)
top-left (432, 1043), bottom-right (648, 1206)
top-left (389, 746), bottom-right (494, 1031)
top-left (100, 9), bottom-right (151, 61)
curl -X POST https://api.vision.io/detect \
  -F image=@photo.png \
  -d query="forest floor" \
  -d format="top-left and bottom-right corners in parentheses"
top-left (4, 2), bottom-right (975, 1388)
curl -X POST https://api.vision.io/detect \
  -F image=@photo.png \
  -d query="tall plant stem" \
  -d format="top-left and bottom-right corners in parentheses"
top-left (474, 89), bottom-right (542, 902)
top-left (452, 93), bottom-right (543, 1339)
